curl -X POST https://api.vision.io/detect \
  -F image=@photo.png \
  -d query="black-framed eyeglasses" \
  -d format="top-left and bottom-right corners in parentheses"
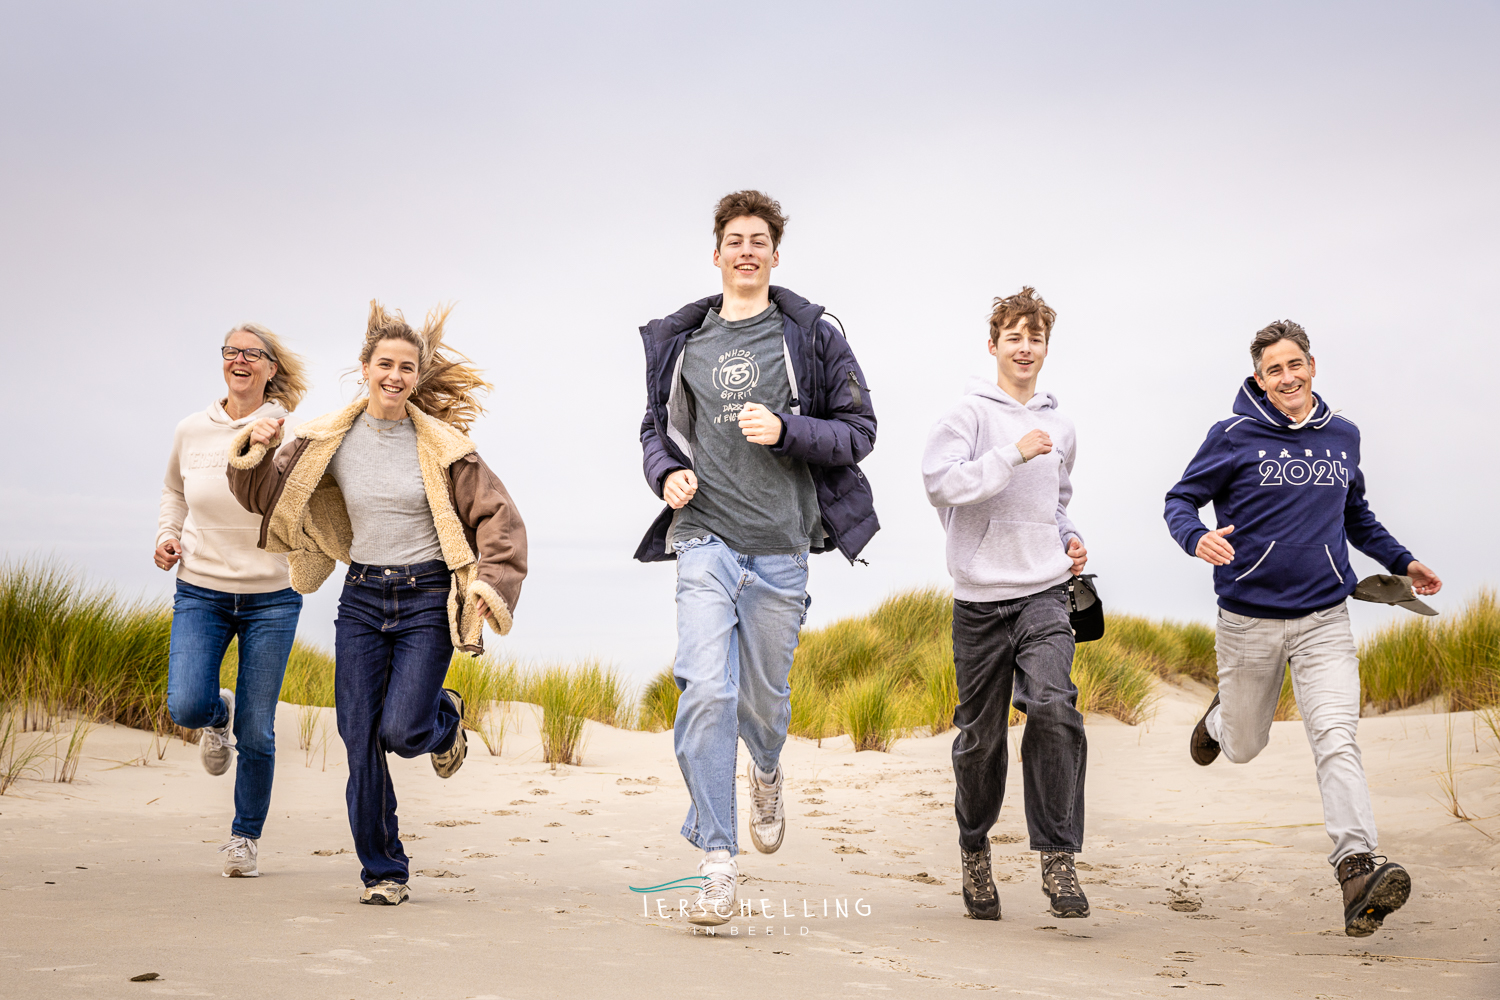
top-left (222, 346), bottom-right (274, 362)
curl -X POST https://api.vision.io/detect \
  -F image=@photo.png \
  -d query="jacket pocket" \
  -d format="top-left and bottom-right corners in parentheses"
top-left (957, 520), bottom-right (1069, 588)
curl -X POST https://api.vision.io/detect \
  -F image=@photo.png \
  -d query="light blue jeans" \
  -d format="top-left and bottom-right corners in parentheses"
top-left (672, 534), bottom-right (809, 854)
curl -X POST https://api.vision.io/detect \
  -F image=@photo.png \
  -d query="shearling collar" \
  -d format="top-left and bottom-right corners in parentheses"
top-left (293, 396), bottom-right (475, 468)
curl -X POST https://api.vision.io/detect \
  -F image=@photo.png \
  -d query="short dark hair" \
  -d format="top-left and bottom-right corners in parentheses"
top-left (989, 287), bottom-right (1056, 344)
top-left (1250, 320), bottom-right (1312, 373)
top-left (713, 190), bottom-right (787, 249)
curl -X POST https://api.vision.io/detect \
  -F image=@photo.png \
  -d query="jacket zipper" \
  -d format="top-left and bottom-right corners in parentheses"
top-left (848, 370), bottom-right (863, 408)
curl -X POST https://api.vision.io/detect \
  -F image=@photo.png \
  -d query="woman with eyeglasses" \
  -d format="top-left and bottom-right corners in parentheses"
top-left (155, 323), bottom-right (310, 878)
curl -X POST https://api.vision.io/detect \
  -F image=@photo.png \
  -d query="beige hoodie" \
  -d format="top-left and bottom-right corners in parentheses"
top-left (157, 399), bottom-right (292, 594)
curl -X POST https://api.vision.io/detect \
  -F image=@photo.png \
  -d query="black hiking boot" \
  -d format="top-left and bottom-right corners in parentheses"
top-left (1338, 853), bottom-right (1410, 937)
top-left (1040, 851), bottom-right (1090, 918)
top-left (961, 842), bottom-right (1001, 920)
top-left (1190, 693), bottom-right (1222, 766)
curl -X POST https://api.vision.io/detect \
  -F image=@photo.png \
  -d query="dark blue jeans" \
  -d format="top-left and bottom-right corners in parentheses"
top-left (167, 580), bottom-right (303, 840)
top-left (335, 560), bottom-right (461, 886)
top-left (951, 585), bottom-right (1087, 854)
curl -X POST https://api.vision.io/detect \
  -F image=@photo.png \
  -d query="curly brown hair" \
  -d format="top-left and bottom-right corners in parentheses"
top-left (358, 301), bottom-right (491, 433)
top-left (988, 287), bottom-right (1057, 344)
top-left (713, 190), bottom-right (788, 249)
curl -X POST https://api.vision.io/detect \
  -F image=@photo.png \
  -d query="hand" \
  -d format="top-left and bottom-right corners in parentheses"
top-left (738, 403), bottom-right (782, 445)
top-left (1406, 561), bottom-right (1442, 596)
top-left (1195, 525), bottom-right (1236, 566)
top-left (1016, 429), bottom-right (1053, 462)
top-left (1066, 537), bottom-right (1088, 576)
top-left (154, 538), bottom-right (182, 571)
top-left (249, 417), bottom-right (284, 447)
top-left (474, 597), bottom-right (489, 621)
top-left (663, 469), bottom-right (699, 509)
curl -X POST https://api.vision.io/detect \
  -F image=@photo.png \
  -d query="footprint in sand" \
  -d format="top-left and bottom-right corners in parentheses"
top-left (427, 819), bottom-right (479, 827)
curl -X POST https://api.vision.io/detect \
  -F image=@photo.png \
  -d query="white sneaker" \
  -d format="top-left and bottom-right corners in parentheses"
top-left (219, 835), bottom-right (258, 877)
top-left (200, 688), bottom-right (236, 777)
top-left (688, 849), bottom-right (737, 926)
top-left (747, 760), bottom-right (785, 854)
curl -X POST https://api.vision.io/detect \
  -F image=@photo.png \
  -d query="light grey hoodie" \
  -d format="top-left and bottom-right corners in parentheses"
top-left (922, 378), bottom-right (1081, 601)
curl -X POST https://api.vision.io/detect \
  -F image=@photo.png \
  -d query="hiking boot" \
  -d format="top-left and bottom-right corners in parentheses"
top-left (430, 690), bottom-right (467, 779)
top-left (361, 880), bottom-right (410, 906)
top-left (688, 849), bottom-right (737, 926)
top-left (1337, 853), bottom-right (1410, 937)
top-left (200, 688), bottom-right (236, 777)
top-left (219, 835), bottom-right (258, 877)
top-left (1190, 693), bottom-right (1222, 766)
top-left (961, 842), bottom-right (1001, 920)
top-left (1040, 851), bottom-right (1090, 918)
top-left (746, 760), bottom-right (785, 854)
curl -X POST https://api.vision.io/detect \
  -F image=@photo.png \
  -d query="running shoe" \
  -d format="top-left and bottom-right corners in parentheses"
top-left (1190, 693), bottom-right (1222, 766)
top-left (200, 688), bottom-right (236, 777)
top-left (688, 849), bottom-right (737, 926)
top-left (961, 841), bottom-right (1000, 920)
top-left (746, 760), bottom-right (785, 854)
top-left (430, 689), bottom-right (467, 778)
top-left (361, 880), bottom-right (410, 906)
top-left (1040, 851), bottom-right (1090, 918)
top-left (1338, 853), bottom-right (1410, 937)
top-left (219, 835), bottom-right (258, 877)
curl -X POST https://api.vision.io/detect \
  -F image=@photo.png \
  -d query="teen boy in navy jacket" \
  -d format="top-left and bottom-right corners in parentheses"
top-left (635, 191), bottom-right (878, 928)
top-left (1164, 321), bottom-right (1442, 938)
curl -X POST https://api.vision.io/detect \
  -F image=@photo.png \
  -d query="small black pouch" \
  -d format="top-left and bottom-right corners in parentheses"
top-left (1067, 574), bottom-right (1105, 643)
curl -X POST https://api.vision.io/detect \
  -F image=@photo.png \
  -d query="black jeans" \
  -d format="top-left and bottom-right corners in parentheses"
top-left (951, 585), bottom-right (1086, 854)
top-left (335, 560), bottom-right (462, 886)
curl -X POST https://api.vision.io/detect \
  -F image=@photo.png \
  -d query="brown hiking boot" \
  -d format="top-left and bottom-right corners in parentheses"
top-left (1337, 853), bottom-right (1410, 937)
top-left (1190, 693), bottom-right (1221, 766)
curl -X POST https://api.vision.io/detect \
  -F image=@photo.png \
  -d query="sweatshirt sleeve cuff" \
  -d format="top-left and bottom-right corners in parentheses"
top-left (999, 443), bottom-right (1025, 468)
top-left (1184, 528), bottom-right (1208, 557)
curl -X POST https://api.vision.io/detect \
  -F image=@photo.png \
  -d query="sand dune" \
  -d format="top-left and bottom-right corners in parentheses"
top-left (2, 681), bottom-right (1496, 999)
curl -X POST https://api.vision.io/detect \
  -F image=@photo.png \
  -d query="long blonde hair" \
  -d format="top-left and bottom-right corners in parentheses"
top-left (359, 301), bottom-right (490, 432)
top-left (226, 323), bottom-right (309, 412)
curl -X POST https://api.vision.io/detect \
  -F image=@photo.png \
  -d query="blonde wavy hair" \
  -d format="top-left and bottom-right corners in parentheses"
top-left (358, 301), bottom-right (490, 432)
top-left (226, 323), bottom-right (309, 412)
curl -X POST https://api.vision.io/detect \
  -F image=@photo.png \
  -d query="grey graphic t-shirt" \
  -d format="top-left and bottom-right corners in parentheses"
top-left (670, 304), bottom-right (824, 555)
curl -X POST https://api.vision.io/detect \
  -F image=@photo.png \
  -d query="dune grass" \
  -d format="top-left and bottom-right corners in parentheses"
top-left (1359, 589), bottom-right (1500, 713)
top-left (638, 588), bottom-right (1191, 749)
top-left (4, 562), bottom-right (1497, 773)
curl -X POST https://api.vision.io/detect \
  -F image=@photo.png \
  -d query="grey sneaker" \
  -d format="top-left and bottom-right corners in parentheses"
top-left (200, 688), bottom-right (236, 777)
top-left (961, 842), bottom-right (1001, 920)
top-left (688, 850), bottom-right (737, 926)
top-left (361, 880), bottom-right (410, 905)
top-left (219, 835), bottom-right (258, 877)
top-left (1040, 851), bottom-right (1090, 917)
top-left (430, 690), bottom-right (467, 779)
top-left (746, 760), bottom-right (785, 854)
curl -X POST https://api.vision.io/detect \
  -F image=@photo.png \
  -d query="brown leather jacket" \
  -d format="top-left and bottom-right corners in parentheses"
top-left (226, 398), bottom-right (526, 654)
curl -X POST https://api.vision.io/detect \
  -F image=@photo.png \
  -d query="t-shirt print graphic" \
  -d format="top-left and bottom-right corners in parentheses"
top-left (712, 349), bottom-right (761, 424)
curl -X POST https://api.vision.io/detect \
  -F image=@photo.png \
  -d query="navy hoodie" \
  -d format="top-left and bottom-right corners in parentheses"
top-left (1164, 378), bottom-right (1415, 619)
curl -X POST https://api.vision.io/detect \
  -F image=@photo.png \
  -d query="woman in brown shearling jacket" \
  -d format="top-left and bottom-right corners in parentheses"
top-left (227, 301), bottom-right (526, 906)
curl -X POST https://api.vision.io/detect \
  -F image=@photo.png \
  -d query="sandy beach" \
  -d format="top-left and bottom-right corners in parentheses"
top-left (2, 681), bottom-right (1496, 999)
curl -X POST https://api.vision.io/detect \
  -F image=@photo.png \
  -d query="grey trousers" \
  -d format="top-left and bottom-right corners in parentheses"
top-left (1205, 601), bottom-right (1377, 865)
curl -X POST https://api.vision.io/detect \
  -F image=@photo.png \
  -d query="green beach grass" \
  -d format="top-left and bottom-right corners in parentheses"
top-left (2, 562), bottom-right (1497, 775)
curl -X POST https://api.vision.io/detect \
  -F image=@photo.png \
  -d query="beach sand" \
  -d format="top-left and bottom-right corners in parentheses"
top-left (2, 681), bottom-right (1496, 999)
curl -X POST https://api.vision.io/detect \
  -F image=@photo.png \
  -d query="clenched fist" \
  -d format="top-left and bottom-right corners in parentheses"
top-left (248, 417), bottom-right (284, 448)
top-left (738, 403), bottom-right (782, 446)
top-left (154, 538), bottom-right (182, 571)
top-left (663, 469), bottom-right (699, 509)
top-left (1016, 429), bottom-right (1053, 462)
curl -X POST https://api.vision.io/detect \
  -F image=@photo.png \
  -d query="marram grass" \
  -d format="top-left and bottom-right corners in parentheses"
top-left (3, 564), bottom-right (1496, 770)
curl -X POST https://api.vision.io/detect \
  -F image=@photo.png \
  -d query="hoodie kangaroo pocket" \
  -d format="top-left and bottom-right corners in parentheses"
top-left (1227, 540), bottom-right (1347, 610)
top-left (959, 519), bottom-right (1069, 588)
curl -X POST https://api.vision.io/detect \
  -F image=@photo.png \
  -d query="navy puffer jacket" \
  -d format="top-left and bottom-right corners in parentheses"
top-left (635, 286), bottom-right (879, 563)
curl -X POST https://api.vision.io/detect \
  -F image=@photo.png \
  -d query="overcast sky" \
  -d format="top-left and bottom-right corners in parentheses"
top-left (2, 2), bottom-right (1496, 687)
